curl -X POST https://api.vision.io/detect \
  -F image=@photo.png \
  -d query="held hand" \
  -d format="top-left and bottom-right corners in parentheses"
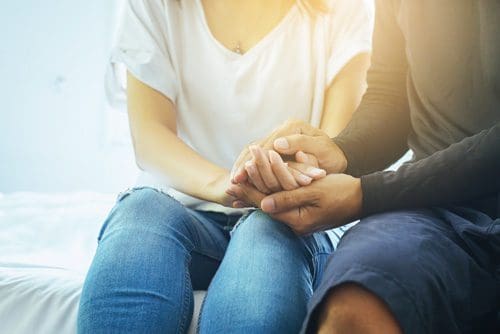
top-left (228, 174), bottom-right (363, 235)
top-left (244, 146), bottom-right (326, 194)
top-left (230, 119), bottom-right (329, 184)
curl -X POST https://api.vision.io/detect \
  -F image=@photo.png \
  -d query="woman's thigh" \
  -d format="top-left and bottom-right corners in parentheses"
top-left (78, 187), bottom-right (230, 333)
top-left (199, 210), bottom-right (338, 334)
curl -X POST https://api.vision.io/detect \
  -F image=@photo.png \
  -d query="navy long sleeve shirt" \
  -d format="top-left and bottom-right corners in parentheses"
top-left (333, 0), bottom-right (500, 218)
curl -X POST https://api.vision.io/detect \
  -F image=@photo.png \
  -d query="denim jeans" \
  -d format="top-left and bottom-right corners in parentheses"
top-left (78, 187), bottom-right (347, 333)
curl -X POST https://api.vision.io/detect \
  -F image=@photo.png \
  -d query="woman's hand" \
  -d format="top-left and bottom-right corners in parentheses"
top-left (243, 146), bottom-right (326, 194)
top-left (230, 119), bottom-right (323, 183)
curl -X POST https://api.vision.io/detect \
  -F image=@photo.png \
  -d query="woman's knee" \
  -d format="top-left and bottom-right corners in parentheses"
top-left (99, 187), bottom-right (192, 241)
top-left (232, 210), bottom-right (294, 239)
top-left (231, 210), bottom-right (331, 259)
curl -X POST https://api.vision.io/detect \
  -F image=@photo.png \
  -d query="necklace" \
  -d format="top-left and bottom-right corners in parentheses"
top-left (207, 0), bottom-right (293, 56)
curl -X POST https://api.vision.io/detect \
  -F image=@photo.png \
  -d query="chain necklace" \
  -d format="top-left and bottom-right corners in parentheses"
top-left (229, 0), bottom-right (292, 55)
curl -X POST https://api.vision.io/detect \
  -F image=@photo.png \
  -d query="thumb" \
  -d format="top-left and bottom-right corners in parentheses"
top-left (261, 187), bottom-right (317, 214)
top-left (273, 134), bottom-right (319, 156)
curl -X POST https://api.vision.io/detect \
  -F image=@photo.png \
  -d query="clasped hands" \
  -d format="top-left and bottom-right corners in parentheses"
top-left (226, 120), bottom-right (363, 235)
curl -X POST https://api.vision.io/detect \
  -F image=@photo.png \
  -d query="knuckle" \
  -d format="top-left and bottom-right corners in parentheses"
top-left (283, 118), bottom-right (305, 131)
top-left (283, 193), bottom-right (296, 205)
top-left (270, 185), bottom-right (281, 193)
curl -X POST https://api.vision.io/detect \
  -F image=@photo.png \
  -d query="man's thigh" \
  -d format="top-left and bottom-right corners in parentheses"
top-left (303, 207), bottom-right (500, 334)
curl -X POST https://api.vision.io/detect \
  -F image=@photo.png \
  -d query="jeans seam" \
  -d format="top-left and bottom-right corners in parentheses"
top-left (311, 252), bottom-right (332, 290)
top-left (179, 253), bottom-right (192, 334)
top-left (196, 289), bottom-right (209, 334)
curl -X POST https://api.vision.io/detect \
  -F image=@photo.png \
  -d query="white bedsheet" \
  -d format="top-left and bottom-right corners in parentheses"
top-left (0, 192), bottom-right (204, 334)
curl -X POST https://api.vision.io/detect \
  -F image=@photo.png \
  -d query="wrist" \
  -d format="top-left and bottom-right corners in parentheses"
top-left (203, 170), bottom-right (232, 206)
top-left (325, 142), bottom-right (348, 174)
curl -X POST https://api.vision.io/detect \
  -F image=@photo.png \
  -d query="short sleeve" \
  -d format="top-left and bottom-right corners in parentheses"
top-left (111, 0), bottom-right (178, 101)
top-left (325, 0), bottom-right (375, 84)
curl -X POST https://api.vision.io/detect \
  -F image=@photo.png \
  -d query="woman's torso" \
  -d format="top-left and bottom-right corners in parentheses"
top-left (114, 0), bottom-right (374, 211)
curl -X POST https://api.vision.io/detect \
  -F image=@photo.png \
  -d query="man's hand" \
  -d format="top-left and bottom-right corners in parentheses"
top-left (227, 174), bottom-right (363, 235)
top-left (272, 133), bottom-right (348, 175)
top-left (231, 119), bottom-right (337, 183)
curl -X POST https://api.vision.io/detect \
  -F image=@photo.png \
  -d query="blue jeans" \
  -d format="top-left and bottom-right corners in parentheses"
top-left (78, 187), bottom-right (346, 333)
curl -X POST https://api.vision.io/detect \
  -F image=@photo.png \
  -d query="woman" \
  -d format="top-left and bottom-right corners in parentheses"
top-left (78, 0), bottom-right (373, 332)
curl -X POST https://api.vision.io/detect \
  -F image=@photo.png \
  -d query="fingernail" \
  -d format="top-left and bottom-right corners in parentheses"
top-left (308, 168), bottom-right (326, 178)
top-left (296, 151), bottom-right (308, 162)
top-left (268, 150), bottom-right (280, 163)
top-left (274, 138), bottom-right (289, 150)
top-left (261, 197), bottom-right (276, 212)
top-left (299, 174), bottom-right (312, 184)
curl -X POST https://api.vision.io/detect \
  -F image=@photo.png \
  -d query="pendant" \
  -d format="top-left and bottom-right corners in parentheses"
top-left (234, 42), bottom-right (243, 55)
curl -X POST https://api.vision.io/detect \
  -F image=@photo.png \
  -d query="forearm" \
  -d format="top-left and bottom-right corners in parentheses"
top-left (321, 53), bottom-right (370, 137)
top-left (132, 121), bottom-right (227, 202)
top-left (320, 106), bottom-right (358, 138)
top-left (127, 71), bottom-right (227, 203)
top-left (360, 123), bottom-right (500, 216)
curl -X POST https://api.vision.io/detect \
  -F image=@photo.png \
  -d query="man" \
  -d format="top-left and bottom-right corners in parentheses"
top-left (229, 0), bottom-right (500, 332)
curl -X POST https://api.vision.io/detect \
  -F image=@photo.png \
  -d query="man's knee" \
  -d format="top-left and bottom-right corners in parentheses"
top-left (315, 283), bottom-right (402, 334)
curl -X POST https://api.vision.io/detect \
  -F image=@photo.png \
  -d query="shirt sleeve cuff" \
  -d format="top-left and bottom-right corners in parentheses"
top-left (360, 172), bottom-right (386, 216)
top-left (332, 136), bottom-right (363, 176)
top-left (326, 44), bottom-right (371, 85)
top-left (110, 48), bottom-right (178, 102)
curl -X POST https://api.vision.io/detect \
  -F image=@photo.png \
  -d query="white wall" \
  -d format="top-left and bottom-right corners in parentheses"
top-left (0, 0), bottom-right (138, 193)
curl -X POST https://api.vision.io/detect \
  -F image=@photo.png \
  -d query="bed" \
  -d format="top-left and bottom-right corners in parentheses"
top-left (0, 192), bottom-right (205, 334)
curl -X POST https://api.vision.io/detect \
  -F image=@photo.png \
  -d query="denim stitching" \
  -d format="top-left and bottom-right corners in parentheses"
top-left (196, 289), bottom-right (209, 334)
top-left (116, 186), bottom-right (181, 204)
top-left (179, 254), bottom-right (193, 334)
top-left (229, 209), bottom-right (255, 237)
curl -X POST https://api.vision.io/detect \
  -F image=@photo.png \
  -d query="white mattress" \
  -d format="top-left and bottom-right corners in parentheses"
top-left (0, 192), bottom-right (204, 334)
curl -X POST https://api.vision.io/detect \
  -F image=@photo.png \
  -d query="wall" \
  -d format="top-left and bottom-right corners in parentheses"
top-left (0, 0), bottom-right (138, 193)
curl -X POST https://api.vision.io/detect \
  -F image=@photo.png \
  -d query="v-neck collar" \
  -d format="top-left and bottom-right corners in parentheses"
top-left (194, 0), bottom-right (298, 60)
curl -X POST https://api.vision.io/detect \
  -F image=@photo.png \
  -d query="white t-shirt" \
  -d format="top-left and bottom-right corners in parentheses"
top-left (112, 0), bottom-right (374, 212)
